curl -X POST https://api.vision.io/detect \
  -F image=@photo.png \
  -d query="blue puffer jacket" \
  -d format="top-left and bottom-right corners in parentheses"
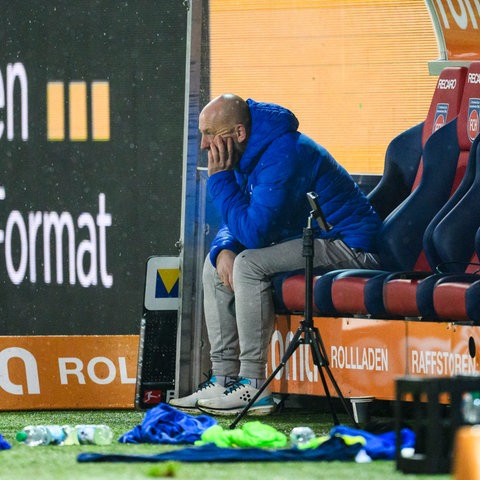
top-left (208, 99), bottom-right (382, 266)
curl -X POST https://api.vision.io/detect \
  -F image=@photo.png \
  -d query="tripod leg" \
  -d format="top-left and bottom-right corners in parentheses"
top-left (304, 328), bottom-right (340, 425)
top-left (229, 326), bottom-right (304, 429)
top-left (322, 363), bottom-right (358, 427)
top-left (308, 327), bottom-right (358, 427)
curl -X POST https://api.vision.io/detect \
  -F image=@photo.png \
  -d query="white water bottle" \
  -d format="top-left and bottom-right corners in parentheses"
top-left (16, 425), bottom-right (66, 446)
top-left (75, 425), bottom-right (113, 445)
top-left (290, 426), bottom-right (315, 448)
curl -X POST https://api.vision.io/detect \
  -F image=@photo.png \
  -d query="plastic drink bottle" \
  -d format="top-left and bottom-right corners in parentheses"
top-left (75, 425), bottom-right (113, 445)
top-left (16, 424), bottom-right (114, 446)
top-left (289, 426), bottom-right (315, 448)
top-left (16, 425), bottom-right (66, 446)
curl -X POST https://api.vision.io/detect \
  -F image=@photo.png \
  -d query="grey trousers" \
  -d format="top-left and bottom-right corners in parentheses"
top-left (202, 237), bottom-right (381, 379)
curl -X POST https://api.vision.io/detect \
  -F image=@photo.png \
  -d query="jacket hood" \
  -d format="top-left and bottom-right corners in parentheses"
top-left (239, 99), bottom-right (299, 172)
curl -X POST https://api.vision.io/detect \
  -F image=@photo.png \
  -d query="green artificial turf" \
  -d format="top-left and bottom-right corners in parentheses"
top-left (0, 408), bottom-right (452, 480)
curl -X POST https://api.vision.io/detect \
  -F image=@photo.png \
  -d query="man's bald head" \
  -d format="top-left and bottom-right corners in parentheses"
top-left (203, 94), bottom-right (250, 127)
top-left (199, 94), bottom-right (251, 153)
top-left (200, 94), bottom-right (250, 135)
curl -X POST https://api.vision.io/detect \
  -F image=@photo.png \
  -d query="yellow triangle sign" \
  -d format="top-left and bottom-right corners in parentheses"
top-left (157, 268), bottom-right (179, 294)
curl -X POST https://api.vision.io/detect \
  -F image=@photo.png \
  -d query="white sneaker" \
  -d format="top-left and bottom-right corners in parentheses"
top-left (168, 373), bottom-right (226, 411)
top-left (196, 377), bottom-right (276, 416)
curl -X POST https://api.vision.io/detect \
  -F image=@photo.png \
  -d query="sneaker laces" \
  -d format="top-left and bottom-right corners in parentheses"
top-left (197, 370), bottom-right (216, 391)
top-left (223, 377), bottom-right (249, 395)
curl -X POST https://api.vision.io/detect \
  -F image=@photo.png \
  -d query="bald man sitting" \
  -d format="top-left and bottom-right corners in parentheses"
top-left (169, 94), bottom-right (382, 416)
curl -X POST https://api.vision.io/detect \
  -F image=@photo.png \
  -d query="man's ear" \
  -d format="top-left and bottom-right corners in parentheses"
top-left (235, 124), bottom-right (248, 143)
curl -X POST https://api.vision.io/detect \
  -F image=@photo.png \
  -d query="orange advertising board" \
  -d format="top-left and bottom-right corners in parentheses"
top-left (406, 322), bottom-right (479, 377)
top-left (268, 315), bottom-right (407, 400)
top-left (269, 316), bottom-right (480, 401)
top-left (0, 335), bottom-right (139, 410)
top-left (2, 321), bottom-right (479, 409)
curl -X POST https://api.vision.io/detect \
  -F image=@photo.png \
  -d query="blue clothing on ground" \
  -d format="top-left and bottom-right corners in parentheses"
top-left (208, 99), bottom-right (381, 266)
top-left (78, 435), bottom-right (363, 463)
top-left (80, 404), bottom-right (415, 465)
top-left (330, 425), bottom-right (416, 460)
top-left (0, 434), bottom-right (11, 450)
top-left (118, 403), bottom-right (217, 445)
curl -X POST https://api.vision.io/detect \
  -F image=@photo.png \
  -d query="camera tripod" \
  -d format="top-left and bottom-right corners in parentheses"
top-left (229, 192), bottom-right (358, 429)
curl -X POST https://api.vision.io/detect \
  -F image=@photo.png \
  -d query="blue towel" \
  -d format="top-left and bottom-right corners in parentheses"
top-left (78, 435), bottom-right (362, 463)
top-left (118, 403), bottom-right (217, 445)
top-left (330, 425), bottom-right (415, 460)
